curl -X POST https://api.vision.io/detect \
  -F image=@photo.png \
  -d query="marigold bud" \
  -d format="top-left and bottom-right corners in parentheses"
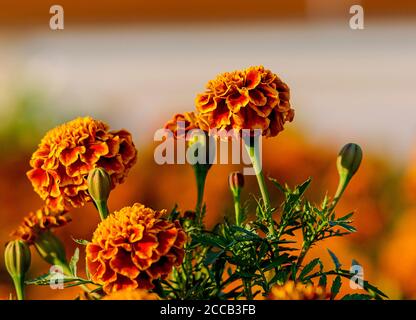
top-left (229, 172), bottom-right (245, 196)
top-left (229, 172), bottom-right (245, 226)
top-left (337, 143), bottom-right (363, 180)
top-left (4, 240), bottom-right (31, 300)
top-left (4, 240), bottom-right (31, 281)
top-left (33, 231), bottom-right (68, 268)
top-left (87, 167), bottom-right (111, 203)
top-left (87, 167), bottom-right (111, 220)
top-left (331, 143), bottom-right (363, 212)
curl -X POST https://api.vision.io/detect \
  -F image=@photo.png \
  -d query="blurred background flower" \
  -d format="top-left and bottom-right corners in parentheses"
top-left (0, 0), bottom-right (416, 299)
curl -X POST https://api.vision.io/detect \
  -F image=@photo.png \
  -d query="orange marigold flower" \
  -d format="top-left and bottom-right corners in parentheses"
top-left (268, 281), bottom-right (329, 300)
top-left (195, 65), bottom-right (294, 137)
top-left (86, 203), bottom-right (187, 294)
top-left (103, 288), bottom-right (160, 300)
top-left (12, 207), bottom-right (71, 244)
top-left (164, 111), bottom-right (209, 138)
top-left (26, 116), bottom-right (137, 211)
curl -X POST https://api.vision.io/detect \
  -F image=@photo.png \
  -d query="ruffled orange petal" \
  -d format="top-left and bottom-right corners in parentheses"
top-left (245, 67), bottom-right (262, 89)
top-left (196, 93), bottom-right (217, 113)
top-left (133, 234), bottom-right (159, 259)
top-left (226, 89), bottom-right (250, 112)
top-left (110, 249), bottom-right (140, 279)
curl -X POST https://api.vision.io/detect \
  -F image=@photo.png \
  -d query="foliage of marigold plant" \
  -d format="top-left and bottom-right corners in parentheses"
top-left (26, 116), bottom-right (137, 211)
top-left (86, 203), bottom-right (186, 293)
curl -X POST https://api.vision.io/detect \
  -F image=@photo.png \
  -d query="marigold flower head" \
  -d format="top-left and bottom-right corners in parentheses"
top-left (86, 203), bottom-right (187, 294)
top-left (103, 288), bottom-right (160, 300)
top-left (268, 281), bottom-right (329, 300)
top-left (195, 66), bottom-right (294, 137)
top-left (26, 117), bottom-right (137, 211)
top-left (12, 207), bottom-right (71, 244)
top-left (164, 112), bottom-right (209, 138)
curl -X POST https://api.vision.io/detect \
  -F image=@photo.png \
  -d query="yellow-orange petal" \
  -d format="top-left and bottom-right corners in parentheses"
top-left (245, 67), bottom-right (262, 89)
top-left (226, 89), bottom-right (250, 112)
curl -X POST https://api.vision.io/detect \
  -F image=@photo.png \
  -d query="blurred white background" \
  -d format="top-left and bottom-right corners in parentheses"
top-left (0, 20), bottom-right (415, 163)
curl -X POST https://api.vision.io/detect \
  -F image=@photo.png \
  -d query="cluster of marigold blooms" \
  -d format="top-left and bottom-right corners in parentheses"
top-left (4, 66), bottom-right (330, 300)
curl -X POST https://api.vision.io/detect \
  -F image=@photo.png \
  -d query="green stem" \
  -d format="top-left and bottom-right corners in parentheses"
top-left (95, 200), bottom-right (109, 221)
top-left (244, 137), bottom-right (275, 236)
top-left (12, 276), bottom-right (25, 300)
top-left (244, 139), bottom-right (271, 212)
top-left (193, 163), bottom-right (210, 226)
top-left (329, 175), bottom-right (350, 213)
top-left (243, 278), bottom-right (253, 300)
top-left (60, 262), bottom-right (100, 299)
top-left (233, 194), bottom-right (242, 226)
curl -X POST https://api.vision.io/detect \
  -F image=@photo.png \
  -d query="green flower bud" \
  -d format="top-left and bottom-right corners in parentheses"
top-left (229, 172), bottom-right (245, 226)
top-left (87, 167), bottom-right (111, 220)
top-left (229, 171), bottom-right (244, 197)
top-left (5, 240), bottom-right (31, 281)
top-left (331, 143), bottom-right (363, 212)
top-left (34, 231), bottom-right (68, 269)
top-left (4, 240), bottom-right (31, 300)
top-left (87, 167), bottom-right (111, 203)
top-left (337, 143), bottom-right (363, 181)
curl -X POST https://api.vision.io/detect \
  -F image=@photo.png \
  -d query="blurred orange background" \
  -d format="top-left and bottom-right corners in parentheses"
top-left (1, 0), bottom-right (416, 299)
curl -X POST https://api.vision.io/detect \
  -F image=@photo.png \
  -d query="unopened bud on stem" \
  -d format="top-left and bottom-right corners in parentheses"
top-left (331, 143), bottom-right (363, 211)
top-left (337, 143), bottom-right (363, 182)
top-left (87, 167), bottom-right (111, 220)
top-left (4, 240), bottom-right (31, 300)
top-left (229, 172), bottom-right (245, 226)
top-left (229, 172), bottom-right (244, 197)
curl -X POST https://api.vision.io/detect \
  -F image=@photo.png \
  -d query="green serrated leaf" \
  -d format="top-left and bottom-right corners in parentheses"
top-left (330, 221), bottom-right (356, 233)
top-left (25, 273), bottom-right (51, 285)
top-left (337, 212), bottom-right (354, 221)
top-left (269, 177), bottom-right (286, 194)
top-left (192, 233), bottom-right (228, 248)
top-left (363, 281), bottom-right (388, 299)
top-left (72, 237), bottom-right (89, 246)
top-left (299, 258), bottom-right (320, 280)
top-left (229, 225), bottom-right (262, 241)
top-left (331, 275), bottom-right (342, 299)
top-left (327, 249), bottom-right (342, 269)
top-left (321, 193), bottom-right (329, 209)
top-left (204, 249), bottom-right (224, 265)
top-left (262, 254), bottom-right (291, 271)
top-left (297, 178), bottom-right (312, 197)
top-left (319, 274), bottom-right (327, 288)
